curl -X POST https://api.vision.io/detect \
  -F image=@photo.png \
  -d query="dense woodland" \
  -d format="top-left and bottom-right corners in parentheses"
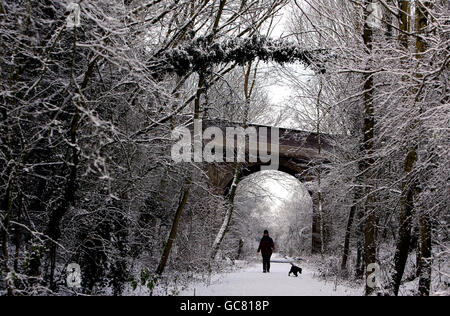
top-left (0, 0), bottom-right (448, 296)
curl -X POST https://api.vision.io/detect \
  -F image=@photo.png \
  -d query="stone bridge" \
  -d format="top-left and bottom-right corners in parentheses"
top-left (187, 119), bottom-right (335, 253)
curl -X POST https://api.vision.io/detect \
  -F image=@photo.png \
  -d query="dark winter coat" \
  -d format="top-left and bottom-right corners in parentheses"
top-left (257, 236), bottom-right (275, 256)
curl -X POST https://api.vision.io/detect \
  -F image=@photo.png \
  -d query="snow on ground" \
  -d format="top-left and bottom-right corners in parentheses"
top-left (180, 255), bottom-right (361, 296)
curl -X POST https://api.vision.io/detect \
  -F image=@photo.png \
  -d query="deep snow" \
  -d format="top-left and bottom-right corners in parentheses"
top-left (180, 255), bottom-right (361, 296)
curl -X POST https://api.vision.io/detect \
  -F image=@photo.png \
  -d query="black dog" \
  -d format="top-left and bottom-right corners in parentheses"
top-left (288, 264), bottom-right (302, 277)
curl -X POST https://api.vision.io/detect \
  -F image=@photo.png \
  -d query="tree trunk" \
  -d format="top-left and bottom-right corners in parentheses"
top-left (236, 238), bottom-right (244, 260)
top-left (341, 199), bottom-right (357, 272)
top-left (1, 66), bottom-right (14, 295)
top-left (417, 207), bottom-right (432, 296)
top-left (210, 164), bottom-right (242, 261)
top-left (355, 235), bottom-right (365, 279)
top-left (1, 174), bottom-right (14, 296)
top-left (391, 0), bottom-right (416, 296)
top-left (316, 77), bottom-right (324, 255)
top-left (155, 177), bottom-right (192, 275)
top-left (415, 0), bottom-right (432, 296)
top-left (13, 190), bottom-right (23, 272)
top-left (362, 0), bottom-right (377, 296)
top-left (342, 155), bottom-right (364, 273)
top-left (392, 151), bottom-right (417, 295)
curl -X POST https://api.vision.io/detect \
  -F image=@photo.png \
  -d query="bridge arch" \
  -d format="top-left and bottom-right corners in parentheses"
top-left (221, 158), bottom-right (309, 196)
top-left (233, 170), bottom-right (313, 256)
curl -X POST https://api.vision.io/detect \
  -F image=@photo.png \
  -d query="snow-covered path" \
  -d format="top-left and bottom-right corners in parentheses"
top-left (180, 257), bottom-right (361, 296)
